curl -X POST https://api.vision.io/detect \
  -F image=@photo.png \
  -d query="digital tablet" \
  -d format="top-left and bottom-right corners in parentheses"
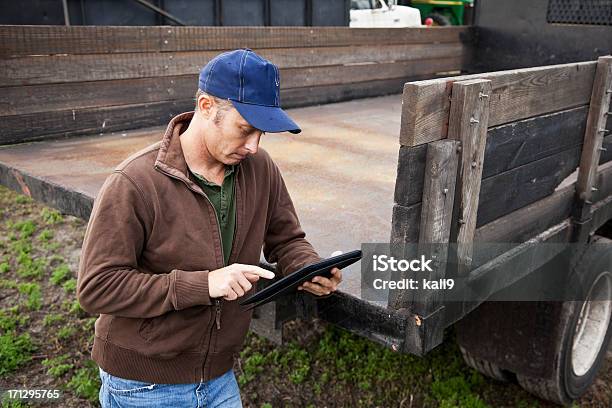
top-left (239, 249), bottom-right (362, 309)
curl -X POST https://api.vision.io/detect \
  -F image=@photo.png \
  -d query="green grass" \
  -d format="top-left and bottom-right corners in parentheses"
top-left (0, 307), bottom-right (29, 332)
top-left (13, 220), bottom-right (36, 239)
top-left (0, 332), bottom-right (35, 376)
top-left (40, 208), bottom-right (63, 225)
top-left (238, 326), bottom-right (493, 407)
top-left (66, 360), bottom-right (100, 403)
top-left (37, 228), bottom-right (54, 242)
top-left (17, 282), bottom-right (42, 311)
top-left (57, 326), bottom-right (76, 340)
top-left (0, 261), bottom-right (10, 273)
top-left (42, 354), bottom-right (74, 378)
top-left (14, 194), bottom-right (31, 204)
top-left (0, 278), bottom-right (18, 289)
top-left (42, 313), bottom-right (65, 327)
top-left (62, 278), bottom-right (77, 293)
top-left (50, 264), bottom-right (71, 285)
top-left (15, 248), bottom-right (46, 280)
top-left (62, 299), bottom-right (86, 318)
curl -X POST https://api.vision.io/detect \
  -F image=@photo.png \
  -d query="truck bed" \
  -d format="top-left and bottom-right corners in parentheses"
top-left (0, 94), bottom-right (402, 304)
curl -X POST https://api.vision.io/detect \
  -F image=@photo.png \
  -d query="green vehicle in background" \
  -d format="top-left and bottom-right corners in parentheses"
top-left (404, 0), bottom-right (474, 25)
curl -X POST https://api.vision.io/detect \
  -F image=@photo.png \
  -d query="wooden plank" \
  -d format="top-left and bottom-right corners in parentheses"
top-left (412, 140), bottom-right (460, 317)
top-left (0, 75), bottom-right (197, 116)
top-left (393, 107), bottom-right (589, 208)
top-left (281, 57), bottom-right (462, 89)
top-left (3, 75), bottom-right (415, 117)
top-left (0, 25), bottom-right (469, 57)
top-left (418, 140), bottom-right (460, 244)
top-left (466, 220), bottom-right (571, 309)
top-left (475, 182), bottom-right (575, 244)
top-left (0, 43), bottom-right (465, 86)
top-left (399, 61), bottom-right (597, 146)
top-left (599, 122), bottom-right (612, 164)
top-left (0, 100), bottom-right (194, 145)
top-left (280, 77), bottom-right (413, 109)
top-left (1, 76), bottom-right (417, 143)
top-left (448, 79), bottom-right (491, 276)
top-left (393, 144), bottom-right (427, 207)
top-left (477, 146), bottom-right (582, 227)
top-left (389, 140), bottom-right (460, 314)
top-left (390, 202), bottom-right (421, 245)
top-left (575, 56), bottom-right (612, 220)
top-left (483, 106), bottom-right (588, 178)
top-left (592, 161), bottom-right (612, 203)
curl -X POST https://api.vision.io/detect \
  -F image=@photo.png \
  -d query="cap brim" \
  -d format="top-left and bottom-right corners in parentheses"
top-left (230, 100), bottom-right (301, 134)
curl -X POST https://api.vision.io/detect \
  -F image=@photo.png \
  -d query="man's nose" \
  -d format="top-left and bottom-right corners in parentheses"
top-left (244, 132), bottom-right (261, 154)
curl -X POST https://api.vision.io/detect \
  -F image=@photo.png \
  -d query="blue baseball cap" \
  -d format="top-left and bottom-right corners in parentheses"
top-left (198, 49), bottom-right (301, 134)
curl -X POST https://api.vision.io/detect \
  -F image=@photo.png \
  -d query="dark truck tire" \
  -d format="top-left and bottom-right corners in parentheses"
top-left (459, 345), bottom-right (513, 382)
top-left (456, 235), bottom-right (612, 405)
top-left (516, 235), bottom-right (612, 405)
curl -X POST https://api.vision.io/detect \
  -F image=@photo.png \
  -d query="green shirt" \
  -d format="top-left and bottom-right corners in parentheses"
top-left (189, 166), bottom-right (236, 266)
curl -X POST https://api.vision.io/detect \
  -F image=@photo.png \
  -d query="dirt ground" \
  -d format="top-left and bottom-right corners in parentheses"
top-left (0, 184), bottom-right (610, 408)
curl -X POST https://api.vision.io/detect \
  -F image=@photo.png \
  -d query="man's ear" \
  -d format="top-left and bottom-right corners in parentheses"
top-left (197, 94), bottom-right (214, 117)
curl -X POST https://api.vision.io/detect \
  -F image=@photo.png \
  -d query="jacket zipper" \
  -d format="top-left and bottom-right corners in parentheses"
top-left (155, 163), bottom-right (241, 381)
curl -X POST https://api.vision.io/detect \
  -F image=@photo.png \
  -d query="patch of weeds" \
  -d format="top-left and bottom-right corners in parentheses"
top-left (50, 264), bottom-right (71, 285)
top-left (0, 307), bottom-right (29, 332)
top-left (0, 396), bottom-right (31, 408)
top-left (13, 220), bottom-right (36, 239)
top-left (11, 239), bottom-right (32, 256)
top-left (432, 374), bottom-right (489, 408)
top-left (239, 352), bottom-right (265, 386)
top-left (14, 195), bottom-right (32, 204)
top-left (0, 332), bottom-right (35, 376)
top-left (57, 326), bottom-right (76, 340)
top-left (42, 354), bottom-right (74, 378)
top-left (16, 254), bottom-right (46, 280)
top-left (66, 359), bottom-right (101, 403)
top-left (83, 317), bottom-right (97, 332)
top-left (279, 343), bottom-right (310, 385)
top-left (62, 299), bottom-right (87, 318)
top-left (0, 261), bottom-right (10, 273)
top-left (40, 208), bottom-right (63, 225)
top-left (37, 228), bottom-right (53, 242)
top-left (0, 278), bottom-right (18, 289)
top-left (17, 282), bottom-right (42, 311)
top-left (43, 313), bottom-right (65, 327)
top-left (42, 241), bottom-right (61, 251)
top-left (62, 278), bottom-right (77, 293)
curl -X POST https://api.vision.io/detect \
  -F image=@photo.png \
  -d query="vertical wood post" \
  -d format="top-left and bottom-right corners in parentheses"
top-left (574, 56), bottom-right (612, 223)
top-left (413, 140), bottom-right (460, 317)
top-left (447, 79), bottom-right (492, 277)
top-left (388, 140), bottom-right (459, 315)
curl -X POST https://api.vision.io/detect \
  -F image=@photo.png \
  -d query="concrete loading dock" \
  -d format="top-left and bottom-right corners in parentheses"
top-left (0, 94), bottom-right (403, 301)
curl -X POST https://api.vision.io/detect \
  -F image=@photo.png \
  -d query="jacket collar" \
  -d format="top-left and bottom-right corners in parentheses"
top-left (154, 111), bottom-right (194, 182)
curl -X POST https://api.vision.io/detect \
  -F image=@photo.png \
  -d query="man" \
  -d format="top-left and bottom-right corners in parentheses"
top-left (77, 49), bottom-right (342, 408)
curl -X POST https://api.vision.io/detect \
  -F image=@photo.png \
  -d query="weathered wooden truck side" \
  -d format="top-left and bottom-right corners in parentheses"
top-left (377, 56), bottom-right (612, 405)
top-left (1, 24), bottom-right (611, 405)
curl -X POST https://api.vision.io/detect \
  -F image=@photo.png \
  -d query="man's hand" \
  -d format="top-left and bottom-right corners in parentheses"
top-left (297, 267), bottom-right (342, 296)
top-left (208, 264), bottom-right (275, 301)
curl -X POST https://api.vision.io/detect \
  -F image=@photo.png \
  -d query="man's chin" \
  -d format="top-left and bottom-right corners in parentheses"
top-left (228, 153), bottom-right (246, 163)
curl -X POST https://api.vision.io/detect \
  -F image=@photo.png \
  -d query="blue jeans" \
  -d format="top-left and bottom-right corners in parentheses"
top-left (98, 367), bottom-right (243, 408)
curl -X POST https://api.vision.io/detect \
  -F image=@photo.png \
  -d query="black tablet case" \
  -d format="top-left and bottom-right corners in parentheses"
top-left (239, 249), bottom-right (362, 310)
